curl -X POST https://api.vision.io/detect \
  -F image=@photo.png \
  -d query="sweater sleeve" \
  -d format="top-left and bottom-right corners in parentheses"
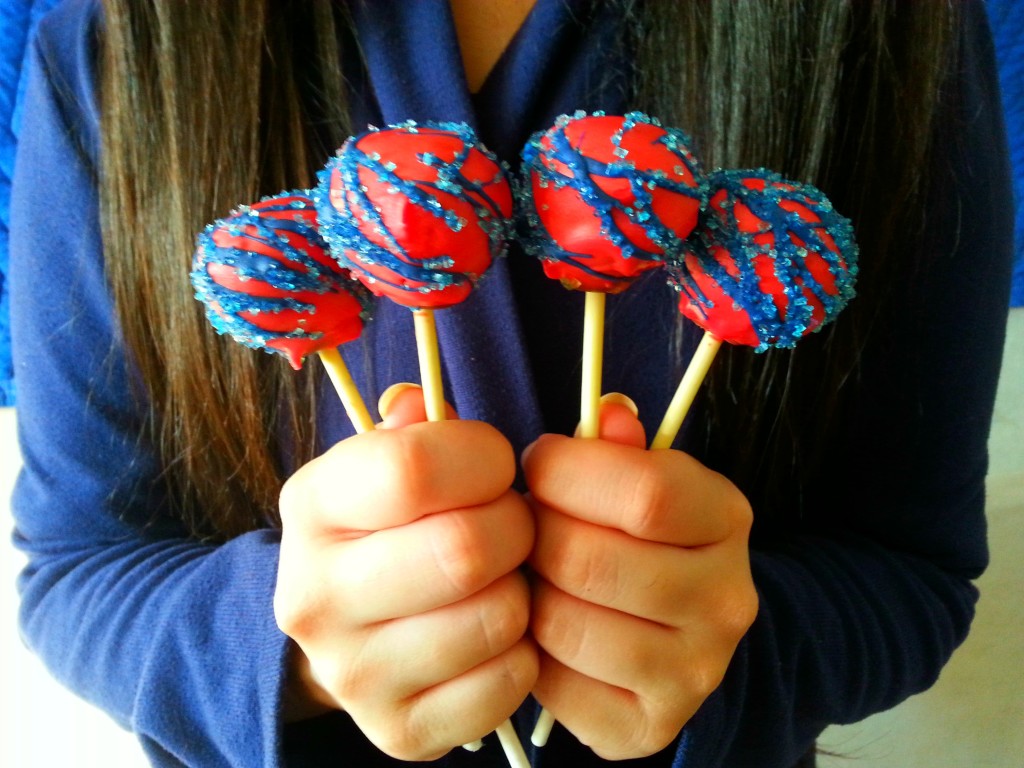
top-left (673, 5), bottom-right (1014, 767)
top-left (8, 9), bottom-right (296, 767)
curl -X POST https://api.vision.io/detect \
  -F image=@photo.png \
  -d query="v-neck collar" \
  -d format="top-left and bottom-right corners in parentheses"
top-left (348, 0), bottom-right (479, 127)
top-left (348, 0), bottom-right (598, 143)
top-left (336, 0), bottom-right (630, 457)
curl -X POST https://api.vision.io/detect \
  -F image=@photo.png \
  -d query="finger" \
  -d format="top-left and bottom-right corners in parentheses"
top-left (282, 419), bottom-right (517, 532)
top-left (361, 639), bottom-right (539, 761)
top-left (378, 383), bottom-right (458, 428)
top-left (531, 579), bottom-right (677, 695)
top-left (522, 434), bottom-right (746, 546)
top-left (334, 491), bottom-right (533, 624)
top-left (531, 655), bottom-right (655, 761)
top-left (531, 503), bottom-right (699, 624)
top-left (353, 573), bottom-right (531, 701)
top-left (532, 655), bottom-right (684, 765)
top-left (594, 393), bottom-right (646, 448)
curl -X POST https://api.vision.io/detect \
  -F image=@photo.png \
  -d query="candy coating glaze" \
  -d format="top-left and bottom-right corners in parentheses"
top-left (314, 121), bottom-right (513, 309)
top-left (191, 193), bottom-right (371, 370)
top-left (518, 111), bottom-right (707, 293)
top-left (668, 169), bottom-right (858, 351)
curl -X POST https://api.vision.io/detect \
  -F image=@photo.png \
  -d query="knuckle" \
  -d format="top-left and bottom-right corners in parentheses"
top-left (499, 491), bottom-right (535, 553)
top-left (720, 581), bottom-right (760, 641)
top-left (624, 463), bottom-right (673, 537)
top-left (494, 639), bottom-right (541, 701)
top-left (377, 429), bottom-right (438, 504)
top-left (272, 592), bottom-right (301, 637)
top-left (468, 421), bottom-right (517, 482)
top-left (689, 655), bottom-right (728, 702)
top-left (272, 574), bottom-right (318, 641)
top-left (533, 594), bottom-right (587, 661)
top-left (365, 721), bottom-right (437, 762)
top-left (480, 577), bottom-right (531, 656)
top-left (336, 666), bottom-right (380, 709)
top-left (331, 639), bottom-right (393, 709)
top-left (550, 541), bottom-right (616, 607)
top-left (632, 716), bottom-right (684, 758)
top-left (277, 473), bottom-right (306, 527)
top-left (727, 487), bottom-right (754, 534)
top-left (712, 573), bottom-right (761, 647)
top-left (428, 516), bottom-right (492, 596)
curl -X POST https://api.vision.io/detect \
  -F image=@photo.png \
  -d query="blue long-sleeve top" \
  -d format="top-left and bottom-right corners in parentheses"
top-left (986, 0), bottom-right (1024, 305)
top-left (0, 0), bottom-right (61, 405)
top-left (9, 1), bottom-right (1014, 766)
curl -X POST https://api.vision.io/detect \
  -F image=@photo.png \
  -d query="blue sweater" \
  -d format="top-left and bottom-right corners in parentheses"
top-left (986, 0), bottom-right (1024, 305)
top-left (0, 0), bottom-right (61, 405)
top-left (9, 1), bottom-right (1014, 766)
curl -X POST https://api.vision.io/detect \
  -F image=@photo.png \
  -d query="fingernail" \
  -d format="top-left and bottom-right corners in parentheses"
top-left (521, 439), bottom-right (538, 465)
top-left (599, 392), bottom-right (639, 416)
top-left (377, 382), bottom-right (420, 419)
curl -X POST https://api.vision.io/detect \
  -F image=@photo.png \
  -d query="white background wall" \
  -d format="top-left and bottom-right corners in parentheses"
top-left (2, 310), bottom-right (1022, 767)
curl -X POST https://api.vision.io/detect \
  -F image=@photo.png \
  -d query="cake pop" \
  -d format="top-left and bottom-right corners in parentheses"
top-left (519, 110), bottom-right (706, 292)
top-left (651, 168), bottom-right (858, 449)
top-left (518, 111), bottom-right (706, 440)
top-left (315, 121), bottom-right (513, 421)
top-left (191, 192), bottom-right (375, 432)
top-left (315, 120), bottom-right (511, 305)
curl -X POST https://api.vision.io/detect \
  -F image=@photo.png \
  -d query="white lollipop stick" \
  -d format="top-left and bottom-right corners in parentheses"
top-left (649, 332), bottom-right (722, 450)
top-left (317, 348), bottom-right (376, 433)
top-left (579, 291), bottom-right (606, 438)
top-left (413, 308), bottom-right (447, 422)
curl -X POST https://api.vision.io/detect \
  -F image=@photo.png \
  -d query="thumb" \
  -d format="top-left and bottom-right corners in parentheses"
top-left (377, 383), bottom-right (458, 428)
top-left (575, 392), bottom-right (646, 448)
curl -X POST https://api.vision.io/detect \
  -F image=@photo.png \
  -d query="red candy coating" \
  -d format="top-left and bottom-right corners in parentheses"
top-left (315, 122), bottom-right (513, 309)
top-left (192, 194), bottom-right (370, 370)
top-left (671, 170), bottom-right (857, 351)
top-left (520, 112), bottom-right (706, 293)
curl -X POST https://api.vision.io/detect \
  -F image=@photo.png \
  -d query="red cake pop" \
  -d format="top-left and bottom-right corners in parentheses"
top-left (315, 121), bottom-right (514, 422)
top-left (192, 192), bottom-right (375, 432)
top-left (315, 120), bottom-right (512, 308)
top-left (519, 111), bottom-right (706, 293)
top-left (652, 168), bottom-right (858, 449)
top-left (518, 111), bottom-right (707, 442)
top-left (672, 169), bottom-right (856, 350)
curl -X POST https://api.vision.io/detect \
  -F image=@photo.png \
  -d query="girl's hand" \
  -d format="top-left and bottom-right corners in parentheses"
top-left (523, 396), bottom-right (758, 760)
top-left (274, 385), bottom-right (538, 760)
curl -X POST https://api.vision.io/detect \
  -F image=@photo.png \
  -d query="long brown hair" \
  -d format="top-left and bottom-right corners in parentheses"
top-left (99, 0), bottom-right (351, 539)
top-left (99, 1), bottom-right (954, 539)
top-left (629, 1), bottom-right (954, 511)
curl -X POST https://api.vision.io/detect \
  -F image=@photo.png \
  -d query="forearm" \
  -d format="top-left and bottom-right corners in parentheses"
top-left (681, 531), bottom-right (978, 767)
top-left (16, 527), bottom-right (292, 767)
